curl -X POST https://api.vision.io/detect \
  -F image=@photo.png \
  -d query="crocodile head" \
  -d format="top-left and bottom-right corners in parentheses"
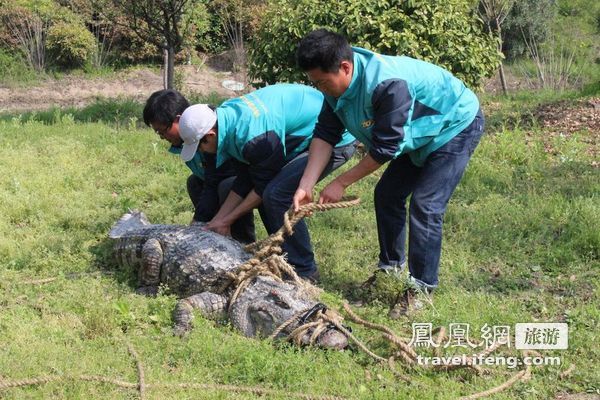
top-left (230, 276), bottom-right (348, 350)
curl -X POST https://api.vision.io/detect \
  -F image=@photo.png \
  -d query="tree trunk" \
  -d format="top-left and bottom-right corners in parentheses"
top-left (498, 62), bottom-right (508, 95)
top-left (163, 48), bottom-right (168, 89)
top-left (496, 25), bottom-right (508, 96)
top-left (167, 46), bottom-right (175, 89)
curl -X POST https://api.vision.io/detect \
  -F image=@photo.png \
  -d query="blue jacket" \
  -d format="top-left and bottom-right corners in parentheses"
top-left (314, 47), bottom-right (480, 167)
top-left (169, 146), bottom-right (237, 187)
top-left (169, 146), bottom-right (205, 179)
top-left (215, 83), bottom-right (355, 196)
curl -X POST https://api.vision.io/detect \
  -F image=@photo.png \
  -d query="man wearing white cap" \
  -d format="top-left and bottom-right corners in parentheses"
top-left (143, 89), bottom-right (255, 243)
top-left (178, 83), bottom-right (356, 283)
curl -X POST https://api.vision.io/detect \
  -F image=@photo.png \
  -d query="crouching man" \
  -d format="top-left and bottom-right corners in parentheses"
top-left (143, 89), bottom-right (255, 243)
top-left (177, 84), bottom-right (357, 282)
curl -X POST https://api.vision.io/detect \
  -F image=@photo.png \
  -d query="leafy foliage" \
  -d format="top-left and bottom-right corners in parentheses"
top-left (0, 47), bottom-right (38, 83)
top-left (46, 21), bottom-right (96, 67)
top-left (0, 0), bottom-right (100, 71)
top-left (501, 0), bottom-right (557, 60)
top-left (101, 0), bottom-right (208, 88)
top-left (248, 0), bottom-right (501, 88)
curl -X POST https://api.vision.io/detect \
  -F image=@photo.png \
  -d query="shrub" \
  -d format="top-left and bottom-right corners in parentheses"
top-left (0, 47), bottom-right (38, 83)
top-left (248, 0), bottom-right (501, 89)
top-left (0, 5), bottom-right (48, 72)
top-left (501, 0), bottom-right (557, 60)
top-left (46, 21), bottom-right (96, 67)
top-left (194, 0), bottom-right (229, 54)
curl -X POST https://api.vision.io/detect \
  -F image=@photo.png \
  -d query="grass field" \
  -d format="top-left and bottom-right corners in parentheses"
top-left (0, 97), bottom-right (598, 399)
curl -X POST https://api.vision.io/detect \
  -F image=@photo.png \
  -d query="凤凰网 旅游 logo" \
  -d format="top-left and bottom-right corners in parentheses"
top-left (515, 323), bottom-right (568, 350)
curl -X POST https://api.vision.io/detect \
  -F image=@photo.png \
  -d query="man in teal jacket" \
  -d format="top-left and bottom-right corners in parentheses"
top-left (143, 89), bottom-right (255, 243)
top-left (178, 83), bottom-right (356, 282)
top-left (293, 29), bottom-right (484, 316)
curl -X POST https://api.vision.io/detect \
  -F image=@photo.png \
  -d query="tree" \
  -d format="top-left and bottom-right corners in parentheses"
top-left (248, 0), bottom-right (501, 89)
top-left (501, 0), bottom-right (556, 60)
top-left (99, 0), bottom-right (202, 89)
top-left (478, 0), bottom-right (515, 95)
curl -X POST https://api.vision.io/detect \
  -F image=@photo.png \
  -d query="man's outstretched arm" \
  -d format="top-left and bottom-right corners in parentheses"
top-left (293, 138), bottom-right (334, 210)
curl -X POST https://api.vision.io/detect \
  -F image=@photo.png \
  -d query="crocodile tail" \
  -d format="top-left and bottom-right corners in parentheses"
top-left (109, 210), bottom-right (151, 238)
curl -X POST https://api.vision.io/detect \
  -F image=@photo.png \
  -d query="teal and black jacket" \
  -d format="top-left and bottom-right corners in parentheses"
top-left (215, 83), bottom-right (355, 197)
top-left (314, 47), bottom-right (480, 167)
top-left (168, 146), bottom-right (237, 187)
top-left (168, 146), bottom-right (206, 179)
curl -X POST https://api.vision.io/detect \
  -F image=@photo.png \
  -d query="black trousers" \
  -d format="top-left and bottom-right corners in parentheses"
top-left (187, 175), bottom-right (256, 244)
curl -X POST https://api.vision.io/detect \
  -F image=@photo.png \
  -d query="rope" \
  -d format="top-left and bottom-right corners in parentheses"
top-left (224, 197), bottom-right (360, 310)
top-left (127, 342), bottom-right (146, 399)
top-left (339, 303), bottom-right (539, 397)
top-left (342, 303), bottom-right (416, 360)
top-left (0, 375), bottom-right (348, 399)
top-left (0, 342), bottom-right (347, 400)
top-left (269, 307), bottom-right (314, 340)
top-left (244, 197), bottom-right (361, 255)
top-left (457, 351), bottom-right (533, 400)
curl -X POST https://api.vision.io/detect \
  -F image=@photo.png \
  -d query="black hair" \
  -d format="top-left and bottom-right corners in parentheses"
top-left (296, 29), bottom-right (354, 72)
top-left (142, 89), bottom-right (190, 126)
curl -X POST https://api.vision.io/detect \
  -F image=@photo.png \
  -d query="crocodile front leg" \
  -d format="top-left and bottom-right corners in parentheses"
top-left (173, 292), bottom-right (228, 336)
top-left (136, 238), bottom-right (163, 295)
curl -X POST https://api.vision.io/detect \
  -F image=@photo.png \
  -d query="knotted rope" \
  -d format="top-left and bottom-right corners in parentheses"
top-left (222, 197), bottom-right (361, 310)
top-left (244, 197), bottom-right (361, 256)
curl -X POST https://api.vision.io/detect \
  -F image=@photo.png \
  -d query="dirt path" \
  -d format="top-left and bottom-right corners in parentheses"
top-left (0, 65), bottom-right (246, 114)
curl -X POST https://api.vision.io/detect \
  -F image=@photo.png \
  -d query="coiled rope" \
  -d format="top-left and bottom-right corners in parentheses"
top-left (223, 197), bottom-right (361, 310)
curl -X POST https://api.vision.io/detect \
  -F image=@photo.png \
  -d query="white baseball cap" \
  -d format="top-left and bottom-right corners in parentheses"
top-left (178, 104), bottom-right (217, 161)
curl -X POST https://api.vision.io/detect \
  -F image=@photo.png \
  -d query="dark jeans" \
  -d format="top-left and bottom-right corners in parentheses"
top-left (374, 110), bottom-right (484, 289)
top-left (259, 143), bottom-right (357, 278)
top-left (187, 175), bottom-right (256, 244)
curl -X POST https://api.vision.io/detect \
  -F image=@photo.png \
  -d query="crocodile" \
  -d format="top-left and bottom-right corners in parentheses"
top-left (109, 210), bottom-right (249, 297)
top-left (109, 210), bottom-right (348, 349)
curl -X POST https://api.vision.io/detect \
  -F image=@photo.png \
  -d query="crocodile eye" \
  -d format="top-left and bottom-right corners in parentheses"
top-left (267, 291), bottom-right (290, 309)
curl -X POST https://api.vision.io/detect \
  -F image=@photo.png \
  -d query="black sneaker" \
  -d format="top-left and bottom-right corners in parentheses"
top-left (301, 270), bottom-right (321, 285)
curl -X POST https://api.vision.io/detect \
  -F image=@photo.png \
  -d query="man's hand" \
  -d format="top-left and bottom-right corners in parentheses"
top-left (205, 218), bottom-right (232, 237)
top-left (319, 179), bottom-right (346, 204)
top-left (293, 187), bottom-right (313, 212)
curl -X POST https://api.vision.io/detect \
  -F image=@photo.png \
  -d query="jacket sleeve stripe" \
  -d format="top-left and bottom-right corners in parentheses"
top-left (370, 79), bottom-right (412, 163)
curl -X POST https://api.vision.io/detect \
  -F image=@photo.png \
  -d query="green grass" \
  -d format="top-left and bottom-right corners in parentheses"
top-left (0, 101), bottom-right (598, 399)
top-left (0, 94), bottom-right (228, 129)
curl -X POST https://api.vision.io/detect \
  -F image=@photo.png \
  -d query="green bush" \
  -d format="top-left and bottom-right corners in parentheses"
top-left (194, 0), bottom-right (229, 54)
top-left (248, 0), bottom-right (501, 89)
top-left (502, 0), bottom-right (557, 60)
top-left (46, 21), bottom-right (96, 67)
top-left (0, 47), bottom-right (38, 83)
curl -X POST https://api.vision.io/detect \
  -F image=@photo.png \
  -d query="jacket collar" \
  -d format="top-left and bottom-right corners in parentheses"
top-left (333, 49), bottom-right (363, 112)
top-left (216, 107), bottom-right (234, 167)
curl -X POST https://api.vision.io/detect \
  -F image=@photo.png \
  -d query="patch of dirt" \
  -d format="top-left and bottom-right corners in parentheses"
top-left (483, 69), bottom-right (533, 94)
top-left (0, 64), bottom-right (248, 114)
top-left (555, 394), bottom-right (600, 400)
top-left (534, 98), bottom-right (600, 134)
top-left (532, 97), bottom-right (600, 165)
